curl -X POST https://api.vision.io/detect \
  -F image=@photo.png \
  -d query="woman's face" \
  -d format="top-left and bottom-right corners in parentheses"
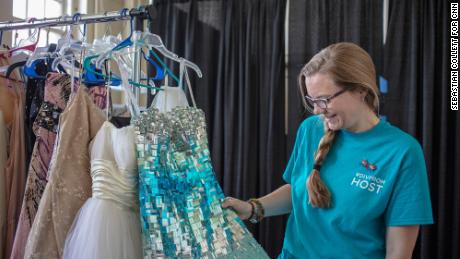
top-left (305, 73), bottom-right (366, 131)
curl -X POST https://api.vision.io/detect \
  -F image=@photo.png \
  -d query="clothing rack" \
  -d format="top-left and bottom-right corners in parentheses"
top-left (0, 6), bottom-right (154, 31)
top-left (0, 5), bottom-right (158, 101)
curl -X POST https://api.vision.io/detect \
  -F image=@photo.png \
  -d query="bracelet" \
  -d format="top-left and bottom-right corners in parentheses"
top-left (247, 200), bottom-right (258, 223)
top-left (247, 201), bottom-right (255, 221)
top-left (248, 198), bottom-right (265, 224)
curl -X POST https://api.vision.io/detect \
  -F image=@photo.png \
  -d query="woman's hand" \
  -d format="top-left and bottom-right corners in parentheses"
top-left (221, 197), bottom-right (252, 220)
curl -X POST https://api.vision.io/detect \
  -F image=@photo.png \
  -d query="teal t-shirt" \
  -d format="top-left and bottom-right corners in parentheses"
top-left (280, 115), bottom-right (433, 259)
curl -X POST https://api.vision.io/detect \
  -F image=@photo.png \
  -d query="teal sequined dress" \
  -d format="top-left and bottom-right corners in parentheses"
top-left (133, 106), bottom-right (269, 258)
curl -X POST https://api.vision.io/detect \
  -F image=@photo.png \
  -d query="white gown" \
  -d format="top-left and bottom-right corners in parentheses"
top-left (62, 121), bottom-right (141, 259)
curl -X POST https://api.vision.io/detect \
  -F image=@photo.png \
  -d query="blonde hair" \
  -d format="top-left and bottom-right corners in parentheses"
top-left (298, 42), bottom-right (380, 208)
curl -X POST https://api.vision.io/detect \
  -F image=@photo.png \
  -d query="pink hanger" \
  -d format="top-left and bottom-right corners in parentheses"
top-left (0, 18), bottom-right (41, 59)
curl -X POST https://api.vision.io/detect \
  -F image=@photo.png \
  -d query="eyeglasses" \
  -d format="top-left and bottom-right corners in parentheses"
top-left (304, 88), bottom-right (348, 112)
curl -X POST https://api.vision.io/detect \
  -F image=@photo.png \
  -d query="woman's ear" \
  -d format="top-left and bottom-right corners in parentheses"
top-left (359, 90), bottom-right (367, 102)
top-left (350, 89), bottom-right (366, 102)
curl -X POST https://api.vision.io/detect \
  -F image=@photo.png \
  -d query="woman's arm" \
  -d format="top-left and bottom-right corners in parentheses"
top-left (258, 184), bottom-right (292, 217)
top-left (221, 184), bottom-right (292, 220)
top-left (385, 225), bottom-right (420, 259)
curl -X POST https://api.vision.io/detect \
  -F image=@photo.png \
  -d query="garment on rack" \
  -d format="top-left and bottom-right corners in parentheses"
top-left (24, 86), bottom-right (106, 259)
top-left (24, 55), bottom-right (72, 164)
top-left (0, 54), bottom-right (23, 84)
top-left (0, 82), bottom-right (16, 127)
top-left (10, 73), bottom-right (71, 259)
top-left (0, 55), bottom-right (22, 129)
top-left (0, 77), bottom-right (27, 259)
top-left (134, 83), bottom-right (268, 257)
top-left (88, 85), bottom-right (108, 110)
top-left (23, 69), bottom-right (47, 169)
top-left (0, 111), bottom-right (8, 259)
top-left (63, 120), bottom-right (141, 259)
top-left (62, 79), bottom-right (140, 259)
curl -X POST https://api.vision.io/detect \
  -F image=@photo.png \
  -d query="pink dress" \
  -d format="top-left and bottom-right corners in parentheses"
top-left (9, 73), bottom-right (71, 259)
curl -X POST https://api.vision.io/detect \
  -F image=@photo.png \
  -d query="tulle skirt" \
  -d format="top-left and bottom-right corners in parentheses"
top-left (63, 197), bottom-right (142, 259)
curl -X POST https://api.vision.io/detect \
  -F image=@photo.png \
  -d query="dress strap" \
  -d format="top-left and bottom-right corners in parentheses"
top-left (118, 63), bottom-right (141, 118)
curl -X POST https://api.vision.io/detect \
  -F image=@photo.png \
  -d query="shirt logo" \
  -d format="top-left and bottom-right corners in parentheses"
top-left (350, 160), bottom-right (385, 194)
top-left (361, 159), bottom-right (377, 171)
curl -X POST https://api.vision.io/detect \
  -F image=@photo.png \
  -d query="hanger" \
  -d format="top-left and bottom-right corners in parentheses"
top-left (80, 23), bottom-right (122, 84)
top-left (108, 30), bottom-right (203, 89)
top-left (141, 32), bottom-right (202, 78)
top-left (84, 12), bottom-right (164, 90)
top-left (6, 61), bottom-right (26, 78)
top-left (113, 9), bottom-right (133, 51)
top-left (148, 49), bottom-right (179, 84)
top-left (92, 18), bottom-right (164, 75)
top-left (61, 13), bottom-right (89, 96)
top-left (80, 32), bottom-right (123, 86)
top-left (26, 21), bottom-right (70, 71)
top-left (56, 17), bottom-right (77, 51)
top-left (24, 27), bottom-right (66, 79)
top-left (141, 48), bottom-right (164, 80)
top-left (82, 55), bottom-right (121, 86)
top-left (87, 49), bottom-right (162, 91)
top-left (51, 14), bottom-right (89, 77)
top-left (0, 19), bottom-right (41, 59)
top-left (0, 60), bottom-right (24, 82)
top-left (23, 44), bottom-right (61, 79)
top-left (95, 24), bottom-right (180, 84)
top-left (0, 21), bottom-right (41, 81)
top-left (13, 28), bottom-right (40, 54)
top-left (92, 8), bottom-right (165, 72)
top-left (141, 32), bottom-right (179, 62)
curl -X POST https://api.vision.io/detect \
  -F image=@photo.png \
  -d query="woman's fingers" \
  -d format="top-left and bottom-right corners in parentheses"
top-left (221, 197), bottom-right (252, 220)
top-left (221, 197), bottom-right (234, 208)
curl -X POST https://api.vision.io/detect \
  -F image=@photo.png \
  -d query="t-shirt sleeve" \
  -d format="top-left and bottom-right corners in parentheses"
top-left (385, 141), bottom-right (434, 226)
top-left (283, 120), bottom-right (309, 184)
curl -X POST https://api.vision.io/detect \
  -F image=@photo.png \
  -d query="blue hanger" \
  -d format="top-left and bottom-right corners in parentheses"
top-left (82, 61), bottom-right (121, 86)
top-left (24, 59), bottom-right (46, 79)
top-left (141, 49), bottom-right (164, 80)
top-left (112, 9), bottom-right (133, 51)
top-left (149, 49), bottom-right (180, 84)
top-left (83, 55), bottom-right (161, 89)
top-left (24, 44), bottom-right (66, 79)
top-left (108, 9), bottom-right (165, 80)
top-left (82, 8), bottom-right (164, 89)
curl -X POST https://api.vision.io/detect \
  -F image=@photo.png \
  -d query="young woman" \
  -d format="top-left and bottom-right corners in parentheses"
top-left (222, 42), bottom-right (433, 259)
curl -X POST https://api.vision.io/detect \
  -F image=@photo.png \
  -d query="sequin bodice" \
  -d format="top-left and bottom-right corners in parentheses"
top-left (133, 106), bottom-right (269, 258)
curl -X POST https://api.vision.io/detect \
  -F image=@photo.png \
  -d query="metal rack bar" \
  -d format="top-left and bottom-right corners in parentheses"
top-left (0, 8), bottom-right (150, 31)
